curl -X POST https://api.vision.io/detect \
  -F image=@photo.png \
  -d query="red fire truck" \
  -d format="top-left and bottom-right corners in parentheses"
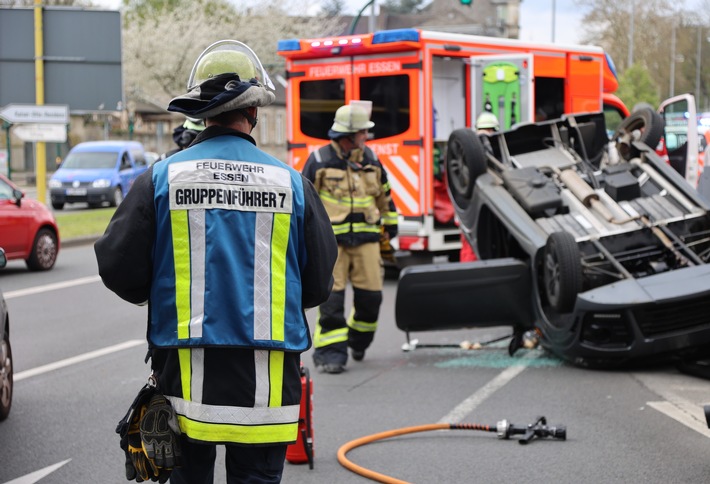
top-left (277, 28), bottom-right (630, 266)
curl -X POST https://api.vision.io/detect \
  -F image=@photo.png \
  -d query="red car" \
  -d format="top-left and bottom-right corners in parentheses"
top-left (0, 174), bottom-right (60, 271)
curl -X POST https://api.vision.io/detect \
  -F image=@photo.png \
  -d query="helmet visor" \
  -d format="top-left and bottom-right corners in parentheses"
top-left (187, 40), bottom-right (275, 91)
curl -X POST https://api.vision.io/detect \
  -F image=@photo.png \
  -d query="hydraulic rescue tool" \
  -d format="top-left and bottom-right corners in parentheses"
top-left (338, 415), bottom-right (566, 483)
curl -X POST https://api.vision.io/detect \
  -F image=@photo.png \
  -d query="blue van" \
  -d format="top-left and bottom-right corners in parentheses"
top-left (49, 141), bottom-right (148, 210)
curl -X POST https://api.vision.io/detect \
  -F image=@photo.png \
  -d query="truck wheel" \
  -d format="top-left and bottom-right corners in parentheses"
top-left (111, 187), bottom-right (124, 207)
top-left (543, 231), bottom-right (582, 313)
top-left (26, 228), bottom-right (58, 271)
top-left (446, 129), bottom-right (487, 207)
top-left (51, 201), bottom-right (64, 210)
top-left (0, 326), bottom-right (12, 421)
top-left (612, 106), bottom-right (664, 161)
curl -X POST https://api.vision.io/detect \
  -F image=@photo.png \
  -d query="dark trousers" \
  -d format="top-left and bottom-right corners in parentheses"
top-left (169, 436), bottom-right (287, 484)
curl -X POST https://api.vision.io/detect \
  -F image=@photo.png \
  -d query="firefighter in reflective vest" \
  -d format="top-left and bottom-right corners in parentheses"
top-left (302, 101), bottom-right (398, 374)
top-left (95, 39), bottom-right (337, 483)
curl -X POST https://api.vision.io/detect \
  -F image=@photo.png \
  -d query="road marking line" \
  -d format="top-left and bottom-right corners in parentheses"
top-left (3, 459), bottom-right (71, 484)
top-left (3, 275), bottom-right (102, 300)
top-left (438, 351), bottom-right (539, 424)
top-left (14, 339), bottom-right (145, 382)
top-left (647, 401), bottom-right (710, 438)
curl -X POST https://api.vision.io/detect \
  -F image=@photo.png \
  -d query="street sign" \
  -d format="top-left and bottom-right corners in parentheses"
top-left (0, 104), bottom-right (69, 124)
top-left (12, 123), bottom-right (67, 142)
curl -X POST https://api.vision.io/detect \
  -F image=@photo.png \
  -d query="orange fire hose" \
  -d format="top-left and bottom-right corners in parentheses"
top-left (337, 418), bottom-right (566, 483)
top-left (336, 423), bottom-right (496, 484)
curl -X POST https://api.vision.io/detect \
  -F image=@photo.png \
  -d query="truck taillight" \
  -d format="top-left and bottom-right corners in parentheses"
top-left (398, 236), bottom-right (427, 251)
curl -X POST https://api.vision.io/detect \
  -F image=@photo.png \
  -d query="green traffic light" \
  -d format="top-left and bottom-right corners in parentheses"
top-left (460, 0), bottom-right (472, 5)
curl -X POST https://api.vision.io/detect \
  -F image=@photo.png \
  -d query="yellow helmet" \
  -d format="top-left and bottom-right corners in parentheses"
top-left (187, 40), bottom-right (275, 91)
top-left (169, 39), bottom-right (275, 120)
top-left (329, 102), bottom-right (375, 138)
top-left (476, 111), bottom-right (499, 131)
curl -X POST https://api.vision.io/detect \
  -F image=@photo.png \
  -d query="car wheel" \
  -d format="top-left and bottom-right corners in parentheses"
top-left (612, 106), bottom-right (664, 161)
top-left (51, 201), bottom-right (64, 210)
top-left (111, 187), bottom-right (123, 207)
top-left (543, 231), bottom-right (582, 313)
top-left (0, 325), bottom-right (12, 421)
top-left (26, 228), bottom-right (58, 271)
top-left (446, 129), bottom-right (487, 208)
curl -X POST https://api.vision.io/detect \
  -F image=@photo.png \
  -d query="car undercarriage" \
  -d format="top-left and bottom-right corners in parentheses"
top-left (395, 107), bottom-right (710, 368)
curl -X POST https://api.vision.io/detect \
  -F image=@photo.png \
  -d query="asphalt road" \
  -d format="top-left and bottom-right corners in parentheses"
top-left (0, 243), bottom-right (708, 484)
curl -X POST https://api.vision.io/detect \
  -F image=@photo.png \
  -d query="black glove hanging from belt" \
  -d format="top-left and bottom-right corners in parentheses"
top-left (116, 375), bottom-right (182, 483)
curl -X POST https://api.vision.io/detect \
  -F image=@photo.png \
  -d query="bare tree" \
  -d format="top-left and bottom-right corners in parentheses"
top-left (122, 0), bottom-right (340, 107)
top-left (577, 0), bottom-right (710, 109)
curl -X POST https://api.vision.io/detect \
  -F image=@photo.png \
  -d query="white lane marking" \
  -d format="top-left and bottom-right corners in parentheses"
top-left (438, 351), bottom-right (539, 423)
top-left (633, 371), bottom-right (710, 437)
top-left (3, 459), bottom-right (71, 484)
top-left (3, 275), bottom-right (102, 300)
top-left (647, 401), bottom-right (710, 438)
top-left (15, 340), bottom-right (145, 382)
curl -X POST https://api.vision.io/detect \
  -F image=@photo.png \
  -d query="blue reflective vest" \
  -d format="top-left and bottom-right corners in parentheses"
top-left (149, 135), bottom-right (310, 351)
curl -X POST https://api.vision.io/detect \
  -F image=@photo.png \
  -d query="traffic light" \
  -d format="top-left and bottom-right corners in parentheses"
top-left (460, 0), bottom-right (472, 5)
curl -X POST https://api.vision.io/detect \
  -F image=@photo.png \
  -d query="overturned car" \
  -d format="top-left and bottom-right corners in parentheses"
top-left (396, 102), bottom-right (710, 368)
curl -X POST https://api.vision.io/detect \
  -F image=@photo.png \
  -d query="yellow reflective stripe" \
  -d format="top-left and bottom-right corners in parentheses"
top-left (350, 222), bottom-right (381, 233)
top-left (383, 181), bottom-right (391, 191)
top-left (332, 222), bottom-right (381, 235)
top-left (178, 417), bottom-right (297, 444)
top-left (171, 210), bottom-right (191, 340)
top-left (347, 317), bottom-right (378, 333)
top-left (332, 223), bottom-right (351, 235)
top-left (313, 323), bottom-right (348, 348)
top-left (271, 213), bottom-right (289, 342)
top-left (178, 348), bottom-right (192, 401)
top-left (319, 191), bottom-right (374, 208)
top-left (382, 212), bottom-right (398, 224)
top-left (269, 351), bottom-right (284, 407)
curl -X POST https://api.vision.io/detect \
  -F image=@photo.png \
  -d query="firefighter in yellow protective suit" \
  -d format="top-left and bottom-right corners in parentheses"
top-left (302, 102), bottom-right (398, 374)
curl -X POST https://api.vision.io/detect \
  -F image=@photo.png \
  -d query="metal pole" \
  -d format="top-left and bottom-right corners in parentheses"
top-left (628, 1), bottom-right (634, 67)
top-left (551, 0), bottom-right (556, 43)
top-left (696, 26), bottom-right (702, 104)
top-left (368, 0), bottom-right (376, 33)
top-left (670, 23), bottom-right (676, 97)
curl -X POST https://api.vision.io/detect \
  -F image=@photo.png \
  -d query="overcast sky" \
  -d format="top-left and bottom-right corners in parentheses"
top-left (95, 0), bottom-right (583, 45)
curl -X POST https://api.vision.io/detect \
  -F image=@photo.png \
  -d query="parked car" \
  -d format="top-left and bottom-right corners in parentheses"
top-left (0, 174), bottom-right (60, 271)
top-left (48, 141), bottom-right (149, 209)
top-left (396, 99), bottom-right (710, 369)
top-left (0, 248), bottom-right (12, 421)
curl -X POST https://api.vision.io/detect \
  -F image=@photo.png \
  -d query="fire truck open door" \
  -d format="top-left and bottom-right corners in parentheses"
top-left (469, 54), bottom-right (534, 130)
top-left (285, 53), bottom-right (423, 220)
top-left (349, 54), bottom-right (424, 220)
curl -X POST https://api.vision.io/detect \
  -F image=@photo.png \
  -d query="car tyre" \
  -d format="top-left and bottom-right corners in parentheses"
top-left (446, 129), bottom-right (487, 208)
top-left (51, 201), bottom-right (64, 210)
top-left (612, 106), bottom-right (664, 161)
top-left (111, 187), bottom-right (123, 207)
top-left (25, 228), bottom-right (58, 271)
top-left (0, 324), bottom-right (12, 421)
top-left (543, 231), bottom-right (582, 313)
